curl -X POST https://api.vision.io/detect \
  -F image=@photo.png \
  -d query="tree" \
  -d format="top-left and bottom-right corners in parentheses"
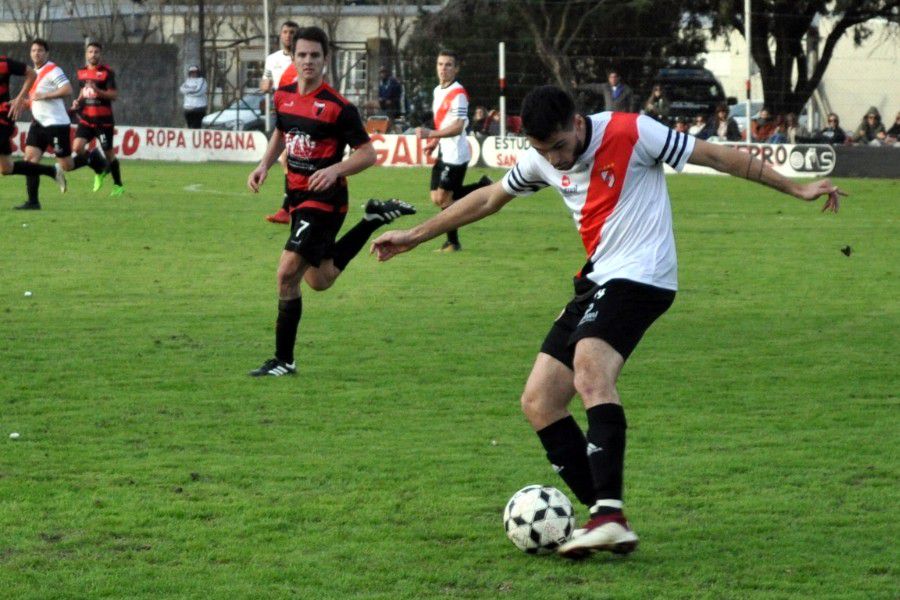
top-left (1, 0), bottom-right (51, 40)
top-left (689, 0), bottom-right (900, 114)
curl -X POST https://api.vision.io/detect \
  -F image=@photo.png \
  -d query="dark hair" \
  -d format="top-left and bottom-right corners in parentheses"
top-left (438, 49), bottom-right (459, 65)
top-left (293, 26), bottom-right (329, 56)
top-left (87, 41), bottom-right (102, 50)
top-left (282, 20), bottom-right (300, 30)
top-left (30, 38), bottom-right (49, 52)
top-left (521, 85), bottom-right (576, 141)
top-left (715, 103), bottom-right (728, 113)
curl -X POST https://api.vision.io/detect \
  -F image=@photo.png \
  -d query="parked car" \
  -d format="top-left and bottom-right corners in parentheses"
top-left (202, 93), bottom-right (273, 132)
top-left (729, 101), bottom-right (810, 138)
top-left (652, 67), bottom-right (736, 123)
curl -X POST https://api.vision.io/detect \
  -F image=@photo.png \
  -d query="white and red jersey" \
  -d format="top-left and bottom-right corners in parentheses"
top-left (501, 112), bottom-right (695, 291)
top-left (432, 80), bottom-right (469, 165)
top-left (30, 61), bottom-right (71, 126)
top-left (264, 49), bottom-right (293, 89)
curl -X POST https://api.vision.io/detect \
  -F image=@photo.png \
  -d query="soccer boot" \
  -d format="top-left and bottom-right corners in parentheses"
top-left (477, 174), bottom-right (493, 187)
top-left (109, 184), bottom-right (125, 198)
top-left (437, 240), bottom-right (462, 252)
top-left (557, 511), bottom-right (639, 559)
top-left (249, 358), bottom-right (296, 377)
top-left (363, 198), bottom-right (416, 223)
top-left (14, 201), bottom-right (40, 210)
top-left (93, 172), bottom-right (107, 192)
top-left (266, 207), bottom-right (291, 224)
top-left (54, 163), bottom-right (67, 193)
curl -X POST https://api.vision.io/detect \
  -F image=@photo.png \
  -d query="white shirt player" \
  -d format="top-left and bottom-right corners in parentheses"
top-left (431, 81), bottom-right (469, 165)
top-left (501, 113), bottom-right (695, 291)
top-left (30, 62), bottom-right (71, 127)
top-left (263, 50), bottom-right (293, 91)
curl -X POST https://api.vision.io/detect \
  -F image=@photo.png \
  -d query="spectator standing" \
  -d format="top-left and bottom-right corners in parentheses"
top-left (643, 85), bottom-right (669, 123)
top-left (816, 113), bottom-right (846, 145)
top-left (700, 103), bottom-right (742, 141)
top-left (179, 66), bottom-right (208, 129)
top-left (377, 66), bottom-right (403, 121)
top-left (854, 107), bottom-right (887, 145)
top-left (599, 70), bottom-right (634, 113)
top-left (750, 106), bottom-right (777, 142)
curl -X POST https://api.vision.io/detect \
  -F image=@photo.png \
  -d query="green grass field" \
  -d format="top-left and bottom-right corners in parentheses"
top-left (1, 162), bottom-right (897, 599)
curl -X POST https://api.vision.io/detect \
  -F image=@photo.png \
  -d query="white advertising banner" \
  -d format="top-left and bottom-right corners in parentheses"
top-left (10, 123), bottom-right (267, 162)
top-left (480, 136), bottom-right (835, 178)
top-left (368, 134), bottom-right (480, 167)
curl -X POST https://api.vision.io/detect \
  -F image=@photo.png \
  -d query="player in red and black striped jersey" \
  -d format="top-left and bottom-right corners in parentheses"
top-left (245, 26), bottom-right (416, 377)
top-left (72, 42), bottom-right (124, 197)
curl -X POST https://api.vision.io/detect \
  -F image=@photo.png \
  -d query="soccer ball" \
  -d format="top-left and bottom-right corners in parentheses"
top-left (503, 485), bottom-right (575, 554)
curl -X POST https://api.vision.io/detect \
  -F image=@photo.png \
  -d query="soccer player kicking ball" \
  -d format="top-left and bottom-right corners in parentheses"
top-left (247, 26), bottom-right (415, 377)
top-left (372, 85), bottom-right (845, 558)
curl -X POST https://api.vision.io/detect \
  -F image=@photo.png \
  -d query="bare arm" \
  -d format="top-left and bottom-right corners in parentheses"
top-left (259, 77), bottom-right (273, 93)
top-left (416, 117), bottom-right (466, 140)
top-left (307, 142), bottom-right (376, 192)
top-left (687, 139), bottom-right (845, 212)
top-left (9, 67), bottom-right (36, 120)
top-left (246, 128), bottom-right (286, 192)
top-left (371, 182), bottom-right (515, 261)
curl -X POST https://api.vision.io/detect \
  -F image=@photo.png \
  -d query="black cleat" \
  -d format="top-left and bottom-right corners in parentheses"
top-left (477, 174), bottom-right (493, 187)
top-left (14, 201), bottom-right (40, 210)
top-left (249, 358), bottom-right (296, 377)
top-left (437, 240), bottom-right (462, 253)
top-left (363, 198), bottom-right (416, 223)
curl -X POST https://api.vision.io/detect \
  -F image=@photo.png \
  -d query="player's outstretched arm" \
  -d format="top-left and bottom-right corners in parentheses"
top-left (687, 138), bottom-right (846, 212)
top-left (371, 182), bottom-right (515, 261)
top-left (247, 128), bottom-right (286, 192)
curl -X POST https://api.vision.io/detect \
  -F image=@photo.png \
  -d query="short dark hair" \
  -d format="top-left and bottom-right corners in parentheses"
top-left (521, 85), bottom-right (576, 141)
top-left (282, 20), bottom-right (300, 30)
top-left (293, 26), bottom-right (329, 57)
top-left (87, 41), bottom-right (102, 50)
top-left (30, 38), bottom-right (49, 52)
top-left (715, 103), bottom-right (728, 113)
top-left (438, 49), bottom-right (459, 65)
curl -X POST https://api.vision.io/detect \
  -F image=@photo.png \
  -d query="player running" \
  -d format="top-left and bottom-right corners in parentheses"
top-left (246, 26), bottom-right (415, 377)
top-left (372, 85), bottom-right (845, 558)
top-left (416, 50), bottom-right (490, 252)
top-left (10, 39), bottom-right (71, 210)
top-left (262, 20), bottom-right (300, 225)
top-left (72, 41), bottom-right (124, 197)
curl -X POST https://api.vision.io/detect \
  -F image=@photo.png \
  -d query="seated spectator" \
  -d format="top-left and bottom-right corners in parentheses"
top-left (816, 113), bottom-right (846, 145)
top-left (766, 116), bottom-right (788, 143)
top-left (885, 111), bottom-right (900, 144)
top-left (854, 107), bottom-right (886, 145)
top-left (688, 114), bottom-right (706, 136)
top-left (751, 106), bottom-right (779, 142)
top-left (472, 106), bottom-right (492, 136)
top-left (673, 116), bottom-right (689, 133)
top-left (784, 112), bottom-right (811, 143)
top-left (700, 103), bottom-right (742, 141)
top-left (643, 85), bottom-right (670, 123)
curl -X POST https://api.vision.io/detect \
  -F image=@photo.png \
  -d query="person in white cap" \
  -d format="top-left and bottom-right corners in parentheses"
top-left (179, 65), bottom-right (208, 129)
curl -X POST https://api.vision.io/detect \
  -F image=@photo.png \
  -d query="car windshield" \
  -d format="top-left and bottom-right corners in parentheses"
top-left (227, 97), bottom-right (261, 112)
top-left (730, 102), bottom-right (764, 118)
top-left (663, 82), bottom-right (722, 103)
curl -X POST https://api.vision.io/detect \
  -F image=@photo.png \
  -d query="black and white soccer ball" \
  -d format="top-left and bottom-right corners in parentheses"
top-left (503, 485), bottom-right (575, 554)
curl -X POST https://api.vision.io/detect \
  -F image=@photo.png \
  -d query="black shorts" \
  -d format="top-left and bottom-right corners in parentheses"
top-left (75, 122), bottom-right (114, 151)
top-left (430, 160), bottom-right (467, 195)
top-left (0, 122), bottom-right (13, 155)
top-left (26, 122), bottom-right (71, 158)
top-left (540, 278), bottom-right (676, 369)
top-left (284, 207), bottom-right (347, 267)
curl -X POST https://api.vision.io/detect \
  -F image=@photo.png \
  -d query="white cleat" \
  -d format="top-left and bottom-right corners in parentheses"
top-left (557, 513), bottom-right (639, 560)
top-left (55, 164), bottom-right (67, 193)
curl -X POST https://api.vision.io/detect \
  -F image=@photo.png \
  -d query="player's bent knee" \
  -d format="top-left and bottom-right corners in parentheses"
top-left (572, 370), bottom-right (618, 405)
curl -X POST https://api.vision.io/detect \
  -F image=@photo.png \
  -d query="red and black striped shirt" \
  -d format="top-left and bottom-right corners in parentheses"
top-left (274, 80), bottom-right (369, 209)
top-left (0, 56), bottom-right (27, 125)
top-left (76, 64), bottom-right (116, 125)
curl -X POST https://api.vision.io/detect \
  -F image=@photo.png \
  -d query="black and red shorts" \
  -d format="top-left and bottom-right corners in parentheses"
top-left (283, 192), bottom-right (349, 266)
top-left (540, 278), bottom-right (675, 368)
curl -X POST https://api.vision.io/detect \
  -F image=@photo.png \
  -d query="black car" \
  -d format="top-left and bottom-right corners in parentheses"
top-left (652, 68), bottom-right (736, 123)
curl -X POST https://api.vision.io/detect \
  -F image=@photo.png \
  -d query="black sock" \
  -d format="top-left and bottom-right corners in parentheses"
top-left (88, 149), bottom-right (108, 174)
top-left (585, 403), bottom-right (627, 507)
top-left (108, 159), bottom-right (122, 185)
top-left (25, 173), bottom-right (40, 204)
top-left (536, 415), bottom-right (596, 506)
top-left (12, 161), bottom-right (55, 178)
top-left (275, 297), bottom-right (302, 364)
top-left (457, 177), bottom-right (490, 198)
top-left (332, 218), bottom-right (381, 271)
top-left (440, 203), bottom-right (460, 245)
